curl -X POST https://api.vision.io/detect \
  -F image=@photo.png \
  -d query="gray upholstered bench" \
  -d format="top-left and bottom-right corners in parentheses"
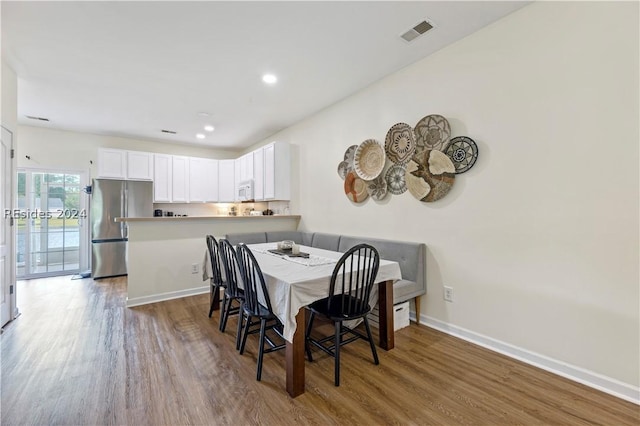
top-left (224, 231), bottom-right (426, 320)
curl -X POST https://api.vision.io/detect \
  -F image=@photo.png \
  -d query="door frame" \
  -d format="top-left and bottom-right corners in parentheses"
top-left (1, 125), bottom-right (17, 326)
top-left (16, 167), bottom-right (89, 279)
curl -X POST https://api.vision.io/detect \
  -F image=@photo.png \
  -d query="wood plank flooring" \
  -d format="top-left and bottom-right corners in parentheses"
top-left (1, 276), bottom-right (638, 425)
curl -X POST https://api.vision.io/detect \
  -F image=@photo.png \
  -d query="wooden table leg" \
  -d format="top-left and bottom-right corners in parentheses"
top-left (378, 280), bottom-right (395, 350)
top-left (286, 309), bottom-right (305, 397)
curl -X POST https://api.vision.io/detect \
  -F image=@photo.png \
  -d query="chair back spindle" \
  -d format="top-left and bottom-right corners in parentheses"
top-left (236, 243), bottom-right (274, 316)
top-left (329, 244), bottom-right (380, 317)
top-left (219, 239), bottom-right (242, 296)
top-left (206, 235), bottom-right (223, 285)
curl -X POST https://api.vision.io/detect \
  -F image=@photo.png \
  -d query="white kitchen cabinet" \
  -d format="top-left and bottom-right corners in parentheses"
top-left (126, 150), bottom-right (154, 181)
top-left (234, 158), bottom-right (242, 202)
top-left (153, 154), bottom-right (172, 202)
top-left (97, 148), bottom-right (127, 179)
top-left (263, 142), bottom-right (290, 200)
top-left (189, 157), bottom-right (218, 202)
top-left (218, 159), bottom-right (235, 202)
top-left (171, 156), bottom-right (190, 203)
top-left (240, 152), bottom-right (254, 181)
top-left (233, 153), bottom-right (255, 201)
top-left (98, 145), bottom-right (287, 203)
top-left (204, 159), bottom-right (219, 202)
top-left (98, 148), bottom-right (153, 181)
top-left (253, 148), bottom-right (264, 201)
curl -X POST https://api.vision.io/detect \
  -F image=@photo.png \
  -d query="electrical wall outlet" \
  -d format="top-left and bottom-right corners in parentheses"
top-left (443, 286), bottom-right (454, 302)
top-left (191, 263), bottom-right (199, 274)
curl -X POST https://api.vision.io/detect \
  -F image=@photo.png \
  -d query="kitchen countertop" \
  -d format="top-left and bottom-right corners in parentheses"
top-left (115, 215), bottom-right (300, 222)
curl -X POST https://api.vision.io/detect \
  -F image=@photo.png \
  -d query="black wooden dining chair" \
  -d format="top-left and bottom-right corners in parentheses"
top-left (305, 243), bottom-right (380, 386)
top-left (206, 235), bottom-right (226, 319)
top-left (235, 243), bottom-right (286, 381)
top-left (218, 239), bottom-right (245, 348)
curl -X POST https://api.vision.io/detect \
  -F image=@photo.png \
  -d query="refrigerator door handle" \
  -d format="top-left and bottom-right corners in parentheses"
top-left (124, 185), bottom-right (129, 218)
top-left (120, 186), bottom-right (126, 239)
top-left (123, 185), bottom-right (129, 238)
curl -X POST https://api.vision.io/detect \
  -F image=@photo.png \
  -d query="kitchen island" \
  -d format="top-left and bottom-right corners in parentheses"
top-left (115, 215), bottom-right (301, 307)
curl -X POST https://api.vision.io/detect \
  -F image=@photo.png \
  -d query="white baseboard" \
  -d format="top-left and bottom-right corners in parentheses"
top-left (126, 286), bottom-right (209, 308)
top-left (410, 312), bottom-right (639, 405)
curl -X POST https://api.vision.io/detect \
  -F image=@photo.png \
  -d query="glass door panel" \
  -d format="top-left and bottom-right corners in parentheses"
top-left (16, 170), bottom-right (87, 278)
top-left (16, 172), bottom-right (26, 277)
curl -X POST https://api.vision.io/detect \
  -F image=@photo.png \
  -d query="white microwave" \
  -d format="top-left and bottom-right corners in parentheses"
top-left (238, 180), bottom-right (254, 201)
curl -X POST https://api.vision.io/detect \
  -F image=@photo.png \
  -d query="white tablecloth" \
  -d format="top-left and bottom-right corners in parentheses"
top-left (248, 243), bottom-right (402, 342)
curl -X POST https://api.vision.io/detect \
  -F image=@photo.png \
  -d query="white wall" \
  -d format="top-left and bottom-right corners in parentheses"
top-left (2, 63), bottom-right (18, 132)
top-left (126, 216), bottom-right (300, 306)
top-left (249, 2), bottom-right (639, 395)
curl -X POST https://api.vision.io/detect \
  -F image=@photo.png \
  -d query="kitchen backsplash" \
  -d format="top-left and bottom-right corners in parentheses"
top-left (152, 201), bottom-right (291, 217)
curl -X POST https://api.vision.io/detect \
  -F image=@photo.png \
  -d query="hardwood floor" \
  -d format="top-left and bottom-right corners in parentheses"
top-left (2, 276), bottom-right (638, 425)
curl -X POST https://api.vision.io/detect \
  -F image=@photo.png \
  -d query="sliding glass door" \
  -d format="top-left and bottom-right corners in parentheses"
top-left (16, 170), bottom-right (88, 278)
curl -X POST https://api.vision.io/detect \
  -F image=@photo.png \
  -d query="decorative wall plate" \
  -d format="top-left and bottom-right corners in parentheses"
top-left (344, 145), bottom-right (358, 164)
top-left (354, 139), bottom-right (386, 181)
top-left (366, 175), bottom-right (388, 201)
top-left (385, 123), bottom-right (416, 165)
top-left (337, 161), bottom-right (350, 180)
top-left (344, 171), bottom-right (369, 203)
top-left (405, 150), bottom-right (455, 202)
top-left (385, 164), bottom-right (408, 195)
top-left (444, 136), bottom-right (478, 174)
top-left (414, 114), bottom-right (451, 153)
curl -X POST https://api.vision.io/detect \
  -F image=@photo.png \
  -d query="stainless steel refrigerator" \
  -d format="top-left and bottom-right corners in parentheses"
top-left (90, 179), bottom-right (153, 279)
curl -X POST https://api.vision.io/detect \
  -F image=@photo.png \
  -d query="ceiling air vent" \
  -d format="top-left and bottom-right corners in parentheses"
top-left (400, 20), bottom-right (434, 42)
top-left (25, 115), bottom-right (50, 122)
top-left (161, 129), bottom-right (177, 134)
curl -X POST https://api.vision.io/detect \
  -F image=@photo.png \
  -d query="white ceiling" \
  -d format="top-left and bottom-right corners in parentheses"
top-left (2, 1), bottom-right (529, 150)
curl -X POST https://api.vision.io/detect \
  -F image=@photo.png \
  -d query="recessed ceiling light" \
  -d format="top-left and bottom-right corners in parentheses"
top-left (196, 133), bottom-right (206, 139)
top-left (204, 125), bottom-right (215, 132)
top-left (262, 74), bottom-right (277, 84)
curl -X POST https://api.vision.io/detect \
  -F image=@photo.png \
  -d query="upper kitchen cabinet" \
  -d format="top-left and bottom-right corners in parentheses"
top-left (234, 157), bottom-right (242, 202)
top-left (189, 157), bottom-right (218, 202)
top-left (253, 148), bottom-right (264, 201)
top-left (97, 148), bottom-right (153, 180)
top-left (204, 159), bottom-right (220, 202)
top-left (153, 154), bottom-right (172, 202)
top-left (218, 159), bottom-right (235, 202)
top-left (171, 156), bottom-right (190, 203)
top-left (234, 152), bottom-right (254, 201)
top-left (97, 148), bottom-right (127, 179)
top-left (239, 152), bottom-right (254, 182)
top-left (263, 142), bottom-right (290, 200)
top-left (126, 151), bottom-right (154, 181)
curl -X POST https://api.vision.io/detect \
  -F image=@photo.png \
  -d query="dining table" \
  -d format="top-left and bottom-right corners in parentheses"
top-left (245, 242), bottom-right (403, 398)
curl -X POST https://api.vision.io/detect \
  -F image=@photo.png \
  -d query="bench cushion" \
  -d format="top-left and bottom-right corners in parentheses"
top-left (266, 230), bottom-right (313, 246)
top-left (225, 230), bottom-right (427, 305)
top-left (224, 232), bottom-right (267, 246)
top-left (311, 232), bottom-right (341, 251)
top-left (339, 235), bottom-right (426, 304)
